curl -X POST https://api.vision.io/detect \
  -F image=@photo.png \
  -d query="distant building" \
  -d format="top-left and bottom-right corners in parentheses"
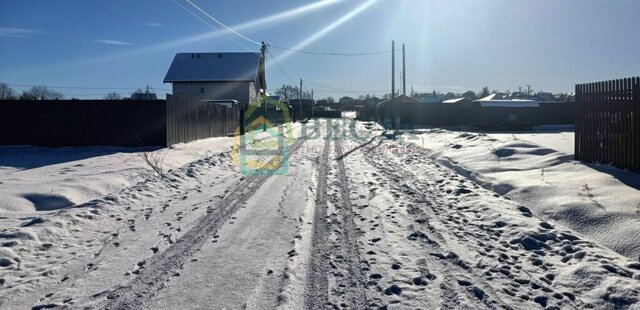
top-left (472, 95), bottom-right (539, 127)
top-left (442, 97), bottom-right (472, 105)
top-left (288, 99), bottom-right (314, 119)
top-left (441, 92), bottom-right (456, 100)
top-left (130, 90), bottom-right (158, 100)
top-left (461, 90), bottom-right (477, 100)
top-left (267, 95), bottom-right (282, 103)
top-left (339, 96), bottom-right (354, 104)
top-left (415, 92), bottom-right (455, 104)
top-left (163, 52), bottom-right (266, 108)
top-left (509, 92), bottom-right (536, 100)
top-left (415, 97), bottom-right (439, 104)
top-left (479, 93), bottom-right (510, 101)
top-left (536, 92), bottom-right (557, 102)
top-left (376, 95), bottom-right (422, 126)
top-left (376, 94), bottom-right (421, 108)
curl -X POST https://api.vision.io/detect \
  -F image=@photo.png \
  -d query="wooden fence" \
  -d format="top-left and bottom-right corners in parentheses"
top-left (166, 94), bottom-right (240, 145)
top-left (0, 100), bottom-right (166, 147)
top-left (575, 77), bottom-right (640, 173)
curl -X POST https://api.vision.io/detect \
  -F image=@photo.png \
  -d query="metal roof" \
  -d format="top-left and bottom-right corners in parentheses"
top-left (442, 97), bottom-right (471, 104)
top-left (376, 95), bottom-right (421, 108)
top-left (164, 52), bottom-right (261, 83)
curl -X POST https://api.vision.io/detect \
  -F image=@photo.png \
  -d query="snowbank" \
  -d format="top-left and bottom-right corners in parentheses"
top-left (0, 135), bottom-right (260, 213)
top-left (403, 128), bottom-right (640, 259)
top-left (0, 123), bottom-right (304, 307)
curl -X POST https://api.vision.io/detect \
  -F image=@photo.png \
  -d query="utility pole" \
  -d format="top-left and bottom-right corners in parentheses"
top-left (260, 42), bottom-right (267, 96)
top-left (311, 89), bottom-right (314, 118)
top-left (391, 40), bottom-right (395, 99)
top-left (299, 79), bottom-right (303, 118)
top-left (261, 42), bottom-right (268, 131)
top-left (402, 43), bottom-right (406, 97)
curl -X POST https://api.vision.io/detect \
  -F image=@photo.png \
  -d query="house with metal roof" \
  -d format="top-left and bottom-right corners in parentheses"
top-left (442, 97), bottom-right (472, 105)
top-left (471, 94), bottom-right (540, 128)
top-left (163, 52), bottom-right (266, 108)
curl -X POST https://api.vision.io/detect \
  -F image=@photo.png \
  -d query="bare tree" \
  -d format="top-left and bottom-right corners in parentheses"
top-left (0, 83), bottom-right (17, 100)
top-left (104, 92), bottom-right (122, 100)
top-left (479, 86), bottom-right (490, 98)
top-left (139, 150), bottom-right (168, 178)
top-left (20, 86), bottom-right (64, 100)
top-left (274, 84), bottom-right (311, 101)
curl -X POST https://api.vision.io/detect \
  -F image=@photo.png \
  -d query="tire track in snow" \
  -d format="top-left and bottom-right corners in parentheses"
top-left (100, 137), bottom-right (307, 310)
top-left (362, 144), bottom-right (508, 308)
top-left (351, 133), bottom-right (507, 309)
top-left (304, 136), bottom-right (331, 310)
top-left (331, 136), bottom-right (368, 307)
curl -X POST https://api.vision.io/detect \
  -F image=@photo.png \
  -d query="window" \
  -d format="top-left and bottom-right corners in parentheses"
top-left (200, 87), bottom-right (204, 94)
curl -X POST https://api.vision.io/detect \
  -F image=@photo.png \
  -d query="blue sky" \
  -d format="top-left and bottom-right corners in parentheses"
top-left (1, 0), bottom-right (639, 99)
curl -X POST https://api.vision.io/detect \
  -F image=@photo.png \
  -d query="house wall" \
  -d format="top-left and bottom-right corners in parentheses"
top-left (172, 81), bottom-right (258, 107)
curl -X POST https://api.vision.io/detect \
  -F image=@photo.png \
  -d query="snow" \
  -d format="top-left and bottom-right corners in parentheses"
top-left (0, 138), bottom-right (234, 213)
top-left (442, 97), bottom-right (469, 104)
top-left (406, 127), bottom-right (640, 259)
top-left (476, 94), bottom-right (539, 107)
top-left (488, 126), bottom-right (574, 155)
top-left (1, 119), bottom-right (639, 309)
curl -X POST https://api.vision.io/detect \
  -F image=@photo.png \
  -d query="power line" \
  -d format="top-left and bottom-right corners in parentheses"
top-left (303, 80), bottom-right (387, 93)
top-left (183, 0), bottom-right (262, 46)
top-left (263, 52), bottom-right (389, 95)
top-left (266, 49), bottom-right (295, 82)
top-left (178, 0), bottom-right (396, 57)
top-left (171, 0), bottom-right (254, 52)
top-left (268, 44), bottom-right (395, 56)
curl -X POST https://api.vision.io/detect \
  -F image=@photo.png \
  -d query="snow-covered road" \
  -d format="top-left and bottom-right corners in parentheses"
top-left (1, 119), bottom-right (639, 309)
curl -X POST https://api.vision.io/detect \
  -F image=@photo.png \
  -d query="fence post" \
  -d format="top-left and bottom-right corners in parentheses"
top-left (575, 84), bottom-right (580, 160)
top-left (631, 77), bottom-right (640, 173)
top-left (239, 108), bottom-right (245, 136)
top-left (166, 94), bottom-right (172, 147)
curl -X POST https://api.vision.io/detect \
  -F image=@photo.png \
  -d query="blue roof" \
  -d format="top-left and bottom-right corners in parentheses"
top-left (164, 52), bottom-right (261, 83)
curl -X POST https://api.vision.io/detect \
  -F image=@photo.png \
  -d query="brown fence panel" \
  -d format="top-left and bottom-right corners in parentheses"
top-left (575, 77), bottom-right (639, 173)
top-left (166, 94), bottom-right (240, 146)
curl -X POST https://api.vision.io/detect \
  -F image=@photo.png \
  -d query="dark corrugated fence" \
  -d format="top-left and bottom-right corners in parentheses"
top-left (313, 110), bottom-right (342, 118)
top-left (575, 77), bottom-right (640, 172)
top-left (166, 94), bottom-right (240, 145)
top-left (357, 102), bottom-right (576, 129)
top-left (0, 100), bottom-right (166, 147)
